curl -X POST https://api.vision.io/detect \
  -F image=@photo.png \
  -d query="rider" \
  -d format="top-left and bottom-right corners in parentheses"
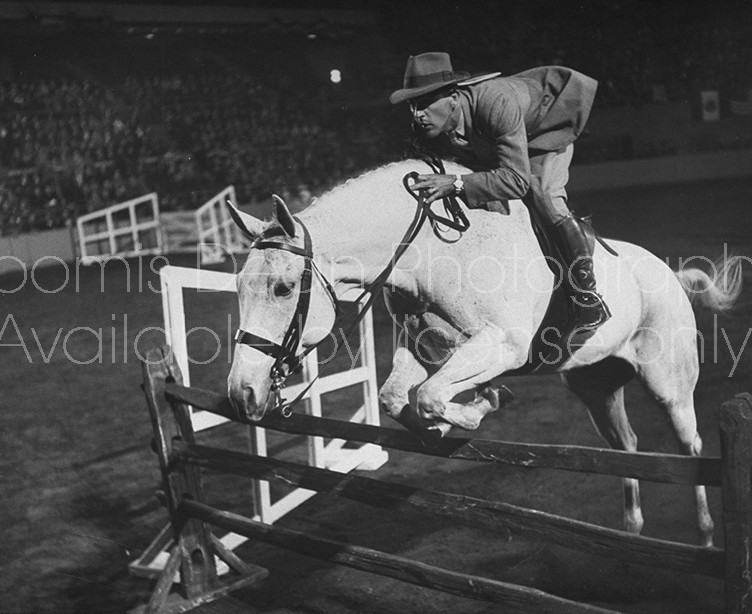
top-left (390, 52), bottom-right (610, 330)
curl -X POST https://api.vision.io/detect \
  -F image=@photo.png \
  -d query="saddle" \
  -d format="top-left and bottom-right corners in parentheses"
top-left (505, 207), bottom-right (615, 376)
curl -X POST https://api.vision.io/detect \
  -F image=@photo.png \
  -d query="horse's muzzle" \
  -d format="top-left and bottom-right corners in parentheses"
top-left (227, 384), bottom-right (254, 420)
top-left (227, 349), bottom-right (274, 421)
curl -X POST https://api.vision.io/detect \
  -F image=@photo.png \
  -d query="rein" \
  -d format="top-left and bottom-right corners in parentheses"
top-left (234, 162), bottom-right (470, 417)
top-left (414, 156), bottom-right (470, 232)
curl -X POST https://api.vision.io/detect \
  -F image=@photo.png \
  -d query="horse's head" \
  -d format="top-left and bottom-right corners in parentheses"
top-left (227, 196), bottom-right (337, 421)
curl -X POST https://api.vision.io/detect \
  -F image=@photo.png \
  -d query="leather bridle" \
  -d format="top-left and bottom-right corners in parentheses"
top-left (234, 217), bottom-right (338, 412)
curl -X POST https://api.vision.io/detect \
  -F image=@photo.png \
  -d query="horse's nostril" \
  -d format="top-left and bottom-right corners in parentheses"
top-left (243, 386), bottom-right (255, 410)
top-left (229, 383), bottom-right (256, 418)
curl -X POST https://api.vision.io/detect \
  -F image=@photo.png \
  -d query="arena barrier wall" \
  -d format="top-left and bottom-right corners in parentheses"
top-left (0, 226), bottom-right (75, 275)
top-left (131, 345), bottom-right (752, 614)
top-left (75, 192), bottom-right (162, 264)
top-left (195, 186), bottom-right (250, 265)
top-left (129, 265), bottom-right (388, 580)
top-left (569, 148), bottom-right (752, 192)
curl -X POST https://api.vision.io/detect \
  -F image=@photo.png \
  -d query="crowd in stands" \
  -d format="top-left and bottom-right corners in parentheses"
top-left (386, 1), bottom-right (752, 106)
top-left (0, 64), bottom-right (399, 235)
top-left (1, 1), bottom-right (751, 236)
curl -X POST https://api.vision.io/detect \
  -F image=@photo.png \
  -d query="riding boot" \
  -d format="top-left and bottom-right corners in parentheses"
top-left (551, 214), bottom-right (611, 330)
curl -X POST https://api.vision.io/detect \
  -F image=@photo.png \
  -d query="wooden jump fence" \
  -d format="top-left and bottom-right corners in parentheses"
top-left (131, 345), bottom-right (752, 614)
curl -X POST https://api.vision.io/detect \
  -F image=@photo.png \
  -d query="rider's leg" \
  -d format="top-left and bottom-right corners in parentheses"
top-left (550, 211), bottom-right (611, 328)
top-left (526, 145), bottom-right (574, 227)
top-left (526, 145), bottom-right (611, 329)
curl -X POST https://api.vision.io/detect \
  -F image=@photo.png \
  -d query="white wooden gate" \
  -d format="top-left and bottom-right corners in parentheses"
top-left (76, 193), bottom-right (162, 264)
top-left (195, 186), bottom-right (249, 265)
top-left (130, 264), bottom-right (387, 578)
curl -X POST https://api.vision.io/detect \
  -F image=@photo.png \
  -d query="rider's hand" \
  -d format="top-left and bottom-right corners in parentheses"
top-left (411, 174), bottom-right (456, 205)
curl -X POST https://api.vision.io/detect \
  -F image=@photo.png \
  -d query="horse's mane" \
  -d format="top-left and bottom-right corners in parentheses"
top-left (306, 159), bottom-right (465, 215)
top-left (256, 163), bottom-right (412, 236)
top-left (313, 160), bottom-right (412, 202)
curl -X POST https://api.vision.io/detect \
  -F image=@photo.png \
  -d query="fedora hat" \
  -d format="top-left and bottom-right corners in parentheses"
top-left (389, 52), bottom-right (470, 105)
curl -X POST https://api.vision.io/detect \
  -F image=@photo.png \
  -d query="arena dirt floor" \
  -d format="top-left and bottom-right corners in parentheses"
top-left (2, 176), bottom-right (752, 614)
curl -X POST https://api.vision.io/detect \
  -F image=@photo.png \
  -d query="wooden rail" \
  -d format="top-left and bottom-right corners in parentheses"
top-left (174, 440), bottom-right (724, 578)
top-left (166, 382), bottom-right (723, 486)
top-left (181, 497), bottom-right (621, 614)
top-left (131, 346), bottom-right (752, 614)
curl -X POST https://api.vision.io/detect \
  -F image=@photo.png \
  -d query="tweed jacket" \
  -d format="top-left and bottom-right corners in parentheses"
top-left (426, 66), bottom-right (597, 207)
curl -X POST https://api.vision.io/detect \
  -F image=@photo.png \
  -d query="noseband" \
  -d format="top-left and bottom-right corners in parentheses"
top-left (234, 217), bottom-right (338, 410)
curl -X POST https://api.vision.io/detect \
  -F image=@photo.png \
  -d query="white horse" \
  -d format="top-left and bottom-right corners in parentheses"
top-left (226, 159), bottom-right (741, 547)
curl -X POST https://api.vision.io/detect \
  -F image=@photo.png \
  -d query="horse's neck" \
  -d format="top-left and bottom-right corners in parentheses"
top-left (300, 184), bottom-right (419, 294)
top-left (298, 163), bottom-right (544, 304)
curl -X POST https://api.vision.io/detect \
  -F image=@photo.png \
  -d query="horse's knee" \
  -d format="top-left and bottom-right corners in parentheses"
top-left (416, 381), bottom-right (444, 420)
top-left (378, 385), bottom-right (405, 421)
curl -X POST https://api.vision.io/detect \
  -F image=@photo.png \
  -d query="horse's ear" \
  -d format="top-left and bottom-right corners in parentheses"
top-left (272, 194), bottom-right (296, 238)
top-left (226, 199), bottom-right (263, 240)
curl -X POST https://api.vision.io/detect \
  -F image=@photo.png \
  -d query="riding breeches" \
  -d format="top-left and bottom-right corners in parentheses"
top-left (526, 144), bottom-right (573, 226)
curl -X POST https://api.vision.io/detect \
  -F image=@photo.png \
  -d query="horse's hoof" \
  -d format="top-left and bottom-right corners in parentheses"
top-left (419, 422), bottom-right (451, 448)
top-left (478, 384), bottom-right (515, 410)
top-left (427, 422), bottom-right (453, 438)
top-left (497, 385), bottom-right (515, 405)
top-left (395, 404), bottom-right (449, 448)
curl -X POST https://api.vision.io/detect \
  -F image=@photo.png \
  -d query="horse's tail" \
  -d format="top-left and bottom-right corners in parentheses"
top-left (674, 255), bottom-right (743, 313)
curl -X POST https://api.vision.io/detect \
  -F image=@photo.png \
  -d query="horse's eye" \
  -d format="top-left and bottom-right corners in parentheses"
top-left (274, 281), bottom-right (295, 298)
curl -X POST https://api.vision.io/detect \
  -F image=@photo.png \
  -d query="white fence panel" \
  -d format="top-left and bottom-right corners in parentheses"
top-left (195, 186), bottom-right (249, 264)
top-left (76, 192), bottom-right (162, 264)
top-left (131, 264), bottom-right (387, 579)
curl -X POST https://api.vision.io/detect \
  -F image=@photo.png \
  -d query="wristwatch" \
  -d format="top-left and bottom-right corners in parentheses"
top-left (453, 174), bottom-right (464, 195)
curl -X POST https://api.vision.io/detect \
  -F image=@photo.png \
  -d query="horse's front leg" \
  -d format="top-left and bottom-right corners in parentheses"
top-left (416, 325), bottom-right (526, 431)
top-left (378, 329), bottom-right (429, 424)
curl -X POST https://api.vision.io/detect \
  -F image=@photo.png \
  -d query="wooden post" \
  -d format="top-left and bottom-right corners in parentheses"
top-left (719, 393), bottom-right (752, 614)
top-left (130, 345), bottom-right (266, 614)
